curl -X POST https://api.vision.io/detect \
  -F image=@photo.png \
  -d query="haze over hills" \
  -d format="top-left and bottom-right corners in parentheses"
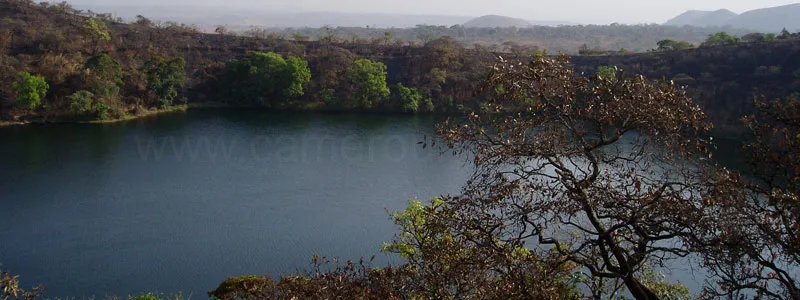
top-left (72, 4), bottom-right (578, 28)
top-left (462, 15), bottom-right (532, 28)
top-left (665, 9), bottom-right (737, 27)
top-left (72, 4), bottom-right (475, 28)
top-left (665, 3), bottom-right (800, 32)
top-left (71, 2), bottom-right (800, 31)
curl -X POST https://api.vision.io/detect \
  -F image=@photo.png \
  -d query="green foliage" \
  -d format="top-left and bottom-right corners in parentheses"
top-left (209, 276), bottom-right (273, 300)
top-left (741, 32), bottom-right (776, 43)
top-left (637, 264), bottom-right (691, 300)
top-left (292, 32), bottom-right (309, 41)
top-left (596, 65), bottom-right (617, 80)
top-left (702, 32), bottom-right (739, 47)
top-left (656, 39), bottom-right (694, 51)
top-left (144, 57), bottom-right (186, 108)
top-left (223, 52), bottom-right (311, 107)
top-left (85, 54), bottom-right (122, 99)
top-left (92, 102), bottom-right (109, 120)
top-left (382, 199), bottom-right (435, 259)
top-left (12, 72), bottom-right (48, 110)
top-left (68, 90), bottom-right (108, 120)
top-left (393, 83), bottom-right (421, 113)
top-left (316, 89), bottom-right (339, 107)
top-left (579, 44), bottom-right (607, 56)
top-left (84, 18), bottom-right (110, 42)
top-left (133, 293), bottom-right (162, 300)
top-left (68, 90), bottom-right (93, 113)
top-left (348, 58), bottom-right (390, 108)
top-left (383, 198), bottom-right (580, 298)
top-left (574, 263), bottom-right (690, 299)
top-left (425, 67), bottom-right (447, 95)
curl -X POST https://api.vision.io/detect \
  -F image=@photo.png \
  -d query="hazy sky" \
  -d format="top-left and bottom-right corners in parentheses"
top-left (70, 0), bottom-right (800, 23)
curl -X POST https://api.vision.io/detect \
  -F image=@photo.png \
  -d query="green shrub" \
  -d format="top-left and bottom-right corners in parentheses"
top-left (68, 90), bottom-right (94, 114)
top-left (92, 102), bottom-right (109, 120)
top-left (85, 54), bottom-right (122, 98)
top-left (13, 72), bottom-right (48, 110)
top-left (349, 58), bottom-right (390, 108)
top-left (144, 57), bottom-right (186, 108)
top-left (68, 90), bottom-right (108, 120)
top-left (222, 52), bottom-right (311, 107)
top-left (596, 65), bottom-right (617, 80)
top-left (393, 83), bottom-right (421, 113)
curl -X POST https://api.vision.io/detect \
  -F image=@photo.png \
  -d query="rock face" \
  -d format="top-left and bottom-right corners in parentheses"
top-left (665, 4), bottom-right (800, 32)
top-left (463, 15), bottom-right (532, 28)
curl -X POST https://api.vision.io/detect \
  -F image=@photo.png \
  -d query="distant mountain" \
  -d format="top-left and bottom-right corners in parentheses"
top-left (463, 15), bottom-right (532, 28)
top-left (665, 9), bottom-right (737, 27)
top-left (665, 4), bottom-right (800, 32)
top-left (732, 4), bottom-right (800, 32)
top-left (694, 9), bottom-right (737, 27)
top-left (664, 10), bottom-right (715, 26)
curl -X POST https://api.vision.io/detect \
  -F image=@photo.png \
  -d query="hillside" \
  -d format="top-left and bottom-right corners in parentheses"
top-left (665, 4), bottom-right (800, 32)
top-left (1, 0), bottom-right (799, 127)
top-left (463, 15), bottom-right (531, 28)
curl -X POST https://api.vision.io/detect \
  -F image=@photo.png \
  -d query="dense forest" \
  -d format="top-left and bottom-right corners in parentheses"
top-left (1, 0), bottom-right (799, 127)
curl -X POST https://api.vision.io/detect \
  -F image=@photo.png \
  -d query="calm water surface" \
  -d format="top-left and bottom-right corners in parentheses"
top-left (0, 110), bottom-right (471, 297)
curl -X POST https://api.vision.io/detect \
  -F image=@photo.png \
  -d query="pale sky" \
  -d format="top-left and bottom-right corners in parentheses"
top-left (70, 0), bottom-right (800, 24)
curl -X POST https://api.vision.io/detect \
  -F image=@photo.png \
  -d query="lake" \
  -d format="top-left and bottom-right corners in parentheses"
top-left (0, 110), bottom-right (471, 298)
top-left (0, 110), bottom-right (742, 298)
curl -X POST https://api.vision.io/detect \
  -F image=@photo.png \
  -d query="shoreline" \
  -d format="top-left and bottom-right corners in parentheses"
top-left (83, 105), bottom-right (191, 124)
top-left (0, 105), bottom-right (194, 127)
top-left (0, 102), bottom-right (462, 127)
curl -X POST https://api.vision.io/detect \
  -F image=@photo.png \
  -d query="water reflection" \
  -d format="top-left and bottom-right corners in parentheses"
top-left (0, 110), bottom-right (469, 298)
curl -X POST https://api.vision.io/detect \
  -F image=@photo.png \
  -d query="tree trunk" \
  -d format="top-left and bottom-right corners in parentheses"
top-left (623, 276), bottom-right (659, 300)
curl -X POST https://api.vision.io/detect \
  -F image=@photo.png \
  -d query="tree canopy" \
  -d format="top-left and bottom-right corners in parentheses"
top-left (348, 58), bottom-right (390, 108)
top-left (144, 56), bottom-right (186, 107)
top-left (655, 39), bottom-right (695, 51)
top-left (702, 32), bottom-right (740, 47)
top-left (222, 51), bottom-right (311, 107)
top-left (393, 83), bottom-right (422, 113)
top-left (692, 97), bottom-right (800, 298)
top-left (12, 72), bottom-right (48, 110)
top-left (395, 55), bottom-right (716, 299)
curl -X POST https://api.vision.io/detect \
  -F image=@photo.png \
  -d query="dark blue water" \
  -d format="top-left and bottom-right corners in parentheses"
top-left (0, 110), bottom-right (471, 298)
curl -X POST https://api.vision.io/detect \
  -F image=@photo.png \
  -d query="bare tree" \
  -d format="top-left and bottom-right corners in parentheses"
top-left (429, 55), bottom-right (715, 299)
top-left (695, 97), bottom-right (800, 299)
